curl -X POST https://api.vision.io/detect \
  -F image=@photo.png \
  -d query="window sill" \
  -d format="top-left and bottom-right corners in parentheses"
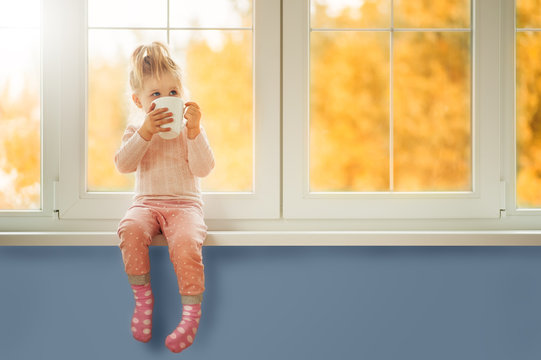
top-left (1, 231), bottom-right (541, 246)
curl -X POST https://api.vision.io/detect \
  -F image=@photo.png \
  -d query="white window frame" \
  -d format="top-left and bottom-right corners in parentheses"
top-left (283, 0), bottom-right (502, 219)
top-left (0, 0), bottom-right (60, 225)
top-left (2, 0), bottom-right (541, 245)
top-left (56, 0), bottom-right (281, 220)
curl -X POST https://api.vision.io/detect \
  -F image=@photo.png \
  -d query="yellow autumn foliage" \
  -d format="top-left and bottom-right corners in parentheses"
top-left (517, 31), bottom-right (541, 207)
top-left (183, 32), bottom-right (253, 192)
top-left (310, 1), bottom-right (471, 192)
top-left (2, 0), bottom-right (541, 209)
top-left (0, 78), bottom-right (40, 209)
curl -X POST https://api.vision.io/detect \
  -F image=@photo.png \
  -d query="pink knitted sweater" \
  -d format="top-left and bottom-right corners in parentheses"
top-left (114, 125), bottom-right (215, 205)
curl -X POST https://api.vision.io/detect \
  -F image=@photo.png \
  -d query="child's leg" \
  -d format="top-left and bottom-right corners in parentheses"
top-left (129, 283), bottom-right (154, 342)
top-left (161, 204), bottom-right (207, 353)
top-left (118, 205), bottom-right (160, 281)
top-left (165, 303), bottom-right (202, 353)
top-left (118, 205), bottom-right (161, 342)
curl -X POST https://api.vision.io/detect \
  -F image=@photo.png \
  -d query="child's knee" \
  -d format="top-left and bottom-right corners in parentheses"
top-left (169, 236), bottom-right (202, 262)
top-left (118, 219), bottom-right (152, 246)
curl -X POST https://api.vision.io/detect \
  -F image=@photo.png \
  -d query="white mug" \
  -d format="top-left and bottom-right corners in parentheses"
top-left (152, 96), bottom-right (187, 140)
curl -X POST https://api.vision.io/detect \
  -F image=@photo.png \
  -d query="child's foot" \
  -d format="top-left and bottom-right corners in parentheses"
top-left (165, 304), bottom-right (201, 353)
top-left (130, 283), bottom-right (154, 342)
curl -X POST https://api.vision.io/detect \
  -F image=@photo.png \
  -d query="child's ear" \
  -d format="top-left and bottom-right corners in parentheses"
top-left (132, 93), bottom-right (143, 109)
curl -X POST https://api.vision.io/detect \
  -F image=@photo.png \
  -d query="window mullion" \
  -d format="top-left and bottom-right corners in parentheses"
top-left (56, 0), bottom-right (88, 218)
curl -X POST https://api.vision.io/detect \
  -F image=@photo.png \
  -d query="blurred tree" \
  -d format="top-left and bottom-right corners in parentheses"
top-left (311, 0), bottom-right (390, 28)
top-left (393, 31), bottom-right (471, 191)
top-left (517, 31), bottom-right (541, 207)
top-left (394, 0), bottom-right (470, 28)
top-left (310, 31), bottom-right (390, 191)
top-left (310, 0), bottom-right (471, 192)
top-left (0, 77), bottom-right (40, 209)
top-left (311, 1), bottom-right (391, 191)
top-left (5, 0), bottom-right (541, 209)
top-left (184, 31), bottom-right (253, 192)
top-left (517, 0), bottom-right (541, 28)
top-left (88, 60), bottom-right (134, 191)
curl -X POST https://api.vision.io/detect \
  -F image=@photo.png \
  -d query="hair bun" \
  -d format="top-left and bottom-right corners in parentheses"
top-left (128, 41), bottom-right (183, 94)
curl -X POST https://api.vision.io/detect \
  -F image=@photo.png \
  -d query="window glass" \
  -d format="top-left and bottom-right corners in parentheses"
top-left (310, 31), bottom-right (389, 191)
top-left (393, 32), bottom-right (471, 191)
top-left (516, 0), bottom-right (541, 28)
top-left (170, 0), bottom-right (252, 28)
top-left (88, 0), bottom-right (167, 28)
top-left (0, 1), bottom-right (41, 210)
top-left (310, 0), bottom-right (390, 28)
top-left (516, 0), bottom-right (541, 208)
top-left (170, 30), bottom-right (253, 192)
top-left (309, 0), bottom-right (471, 192)
top-left (87, 0), bottom-right (253, 193)
top-left (394, 0), bottom-right (470, 28)
top-left (87, 30), bottom-right (166, 192)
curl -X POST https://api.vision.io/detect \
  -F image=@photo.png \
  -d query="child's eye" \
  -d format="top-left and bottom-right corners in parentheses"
top-left (152, 92), bottom-right (160, 97)
top-left (169, 90), bottom-right (178, 96)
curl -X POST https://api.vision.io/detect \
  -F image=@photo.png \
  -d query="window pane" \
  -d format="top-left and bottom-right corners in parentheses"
top-left (0, 0), bottom-right (40, 28)
top-left (393, 32), bottom-right (471, 191)
top-left (309, 2), bottom-right (472, 194)
top-left (170, 0), bottom-right (252, 28)
top-left (394, 0), bottom-right (470, 28)
top-left (87, 3), bottom-right (254, 194)
top-left (310, 32), bottom-right (390, 192)
top-left (517, 0), bottom-right (541, 28)
top-left (310, 0), bottom-right (390, 29)
top-left (87, 30), bottom-right (167, 192)
top-left (0, 28), bottom-right (40, 209)
top-left (88, 0), bottom-right (167, 28)
top-left (170, 30), bottom-right (253, 192)
top-left (516, 31), bottom-right (541, 208)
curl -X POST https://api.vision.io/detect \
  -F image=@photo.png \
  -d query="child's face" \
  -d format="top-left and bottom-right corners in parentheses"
top-left (132, 72), bottom-right (182, 113)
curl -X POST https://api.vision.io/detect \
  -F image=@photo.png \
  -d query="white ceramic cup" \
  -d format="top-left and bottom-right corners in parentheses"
top-left (152, 96), bottom-right (186, 140)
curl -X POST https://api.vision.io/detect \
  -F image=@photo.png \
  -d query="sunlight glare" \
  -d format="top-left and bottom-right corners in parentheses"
top-left (311, 0), bottom-right (365, 18)
top-left (170, 0), bottom-right (251, 28)
top-left (0, 30), bottom-right (40, 99)
top-left (0, 0), bottom-right (40, 28)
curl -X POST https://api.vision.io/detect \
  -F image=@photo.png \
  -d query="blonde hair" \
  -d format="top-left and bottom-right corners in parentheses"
top-left (129, 41), bottom-right (183, 94)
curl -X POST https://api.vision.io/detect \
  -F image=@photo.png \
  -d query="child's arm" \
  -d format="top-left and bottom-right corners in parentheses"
top-left (187, 126), bottom-right (215, 178)
top-left (114, 125), bottom-right (152, 173)
top-left (185, 101), bottom-right (201, 140)
top-left (184, 102), bottom-right (215, 177)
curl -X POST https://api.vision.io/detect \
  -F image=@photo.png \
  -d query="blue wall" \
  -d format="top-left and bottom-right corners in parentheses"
top-left (1, 246), bottom-right (541, 360)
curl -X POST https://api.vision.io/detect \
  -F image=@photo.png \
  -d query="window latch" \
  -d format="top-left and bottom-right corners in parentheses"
top-left (499, 181), bottom-right (506, 218)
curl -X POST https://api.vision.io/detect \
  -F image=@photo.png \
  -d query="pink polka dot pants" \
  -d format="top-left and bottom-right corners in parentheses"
top-left (118, 199), bottom-right (207, 296)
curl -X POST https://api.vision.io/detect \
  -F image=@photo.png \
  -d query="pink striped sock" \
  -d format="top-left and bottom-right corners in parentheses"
top-left (130, 283), bottom-right (154, 343)
top-left (165, 304), bottom-right (202, 353)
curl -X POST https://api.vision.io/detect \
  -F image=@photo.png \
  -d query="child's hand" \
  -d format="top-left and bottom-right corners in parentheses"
top-left (185, 102), bottom-right (201, 140)
top-left (137, 103), bottom-right (174, 141)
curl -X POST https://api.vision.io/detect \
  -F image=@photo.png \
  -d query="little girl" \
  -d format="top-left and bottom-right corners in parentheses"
top-left (114, 41), bottom-right (214, 353)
